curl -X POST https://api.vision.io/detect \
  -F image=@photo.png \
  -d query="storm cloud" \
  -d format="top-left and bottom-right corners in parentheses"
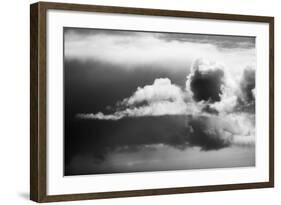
top-left (188, 59), bottom-right (224, 102)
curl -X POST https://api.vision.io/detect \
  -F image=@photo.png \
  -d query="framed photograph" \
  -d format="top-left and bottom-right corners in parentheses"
top-left (30, 1), bottom-right (274, 202)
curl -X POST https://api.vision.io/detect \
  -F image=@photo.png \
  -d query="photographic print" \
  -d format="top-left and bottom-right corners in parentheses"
top-left (31, 2), bottom-right (274, 202)
top-left (64, 28), bottom-right (256, 176)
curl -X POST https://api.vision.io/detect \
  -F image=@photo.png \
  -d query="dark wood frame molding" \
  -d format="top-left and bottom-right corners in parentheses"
top-left (30, 1), bottom-right (274, 202)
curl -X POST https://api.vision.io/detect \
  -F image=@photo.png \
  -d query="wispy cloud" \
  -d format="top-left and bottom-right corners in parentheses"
top-left (64, 28), bottom-right (255, 73)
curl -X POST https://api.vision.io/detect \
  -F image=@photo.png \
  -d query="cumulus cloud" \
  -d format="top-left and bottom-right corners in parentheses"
top-left (198, 62), bottom-right (255, 115)
top-left (186, 59), bottom-right (225, 102)
top-left (123, 78), bottom-right (184, 105)
top-left (226, 113), bottom-right (255, 146)
top-left (240, 68), bottom-right (255, 102)
top-left (77, 59), bottom-right (232, 121)
top-left (234, 68), bottom-right (256, 113)
top-left (75, 58), bottom-right (255, 151)
top-left (202, 105), bottom-right (219, 115)
top-left (77, 78), bottom-right (200, 120)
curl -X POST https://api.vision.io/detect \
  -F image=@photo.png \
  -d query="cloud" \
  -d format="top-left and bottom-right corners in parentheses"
top-left (123, 78), bottom-right (184, 105)
top-left (197, 62), bottom-right (255, 115)
top-left (77, 78), bottom-right (199, 120)
top-left (239, 68), bottom-right (255, 103)
top-left (233, 67), bottom-right (255, 113)
top-left (240, 68), bottom-right (255, 103)
top-left (64, 28), bottom-right (256, 74)
top-left (156, 33), bottom-right (255, 50)
top-left (187, 114), bottom-right (255, 150)
top-left (76, 60), bottom-right (229, 120)
top-left (65, 30), bottom-right (198, 69)
top-left (68, 114), bottom-right (254, 170)
top-left (186, 59), bottom-right (225, 102)
top-left (224, 113), bottom-right (255, 146)
top-left (76, 59), bottom-right (256, 118)
top-left (202, 105), bottom-right (219, 115)
top-left (185, 116), bottom-right (231, 150)
top-left (75, 58), bottom-right (255, 154)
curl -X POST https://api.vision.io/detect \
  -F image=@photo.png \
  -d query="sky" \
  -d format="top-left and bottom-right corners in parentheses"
top-left (64, 27), bottom-right (256, 175)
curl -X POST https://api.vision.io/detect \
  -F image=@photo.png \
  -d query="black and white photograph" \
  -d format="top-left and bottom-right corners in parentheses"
top-left (64, 27), bottom-right (256, 176)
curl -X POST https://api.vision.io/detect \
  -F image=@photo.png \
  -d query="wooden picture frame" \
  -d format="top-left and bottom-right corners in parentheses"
top-left (30, 1), bottom-right (274, 202)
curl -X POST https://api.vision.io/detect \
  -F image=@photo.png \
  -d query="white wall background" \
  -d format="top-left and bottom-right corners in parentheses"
top-left (0, 0), bottom-right (279, 204)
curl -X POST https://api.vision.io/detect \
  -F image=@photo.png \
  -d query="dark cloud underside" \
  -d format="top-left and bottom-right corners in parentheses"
top-left (65, 115), bottom-right (242, 175)
top-left (190, 69), bottom-right (224, 102)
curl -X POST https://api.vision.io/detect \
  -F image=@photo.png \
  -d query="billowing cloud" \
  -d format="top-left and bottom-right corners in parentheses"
top-left (75, 59), bottom-right (255, 120)
top-left (186, 59), bottom-right (225, 102)
top-left (77, 78), bottom-right (199, 120)
top-left (200, 62), bottom-right (255, 115)
top-left (123, 78), bottom-right (184, 105)
top-left (77, 60), bottom-right (231, 120)
top-left (240, 68), bottom-right (255, 103)
top-left (234, 68), bottom-right (256, 113)
top-left (76, 58), bottom-right (255, 153)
